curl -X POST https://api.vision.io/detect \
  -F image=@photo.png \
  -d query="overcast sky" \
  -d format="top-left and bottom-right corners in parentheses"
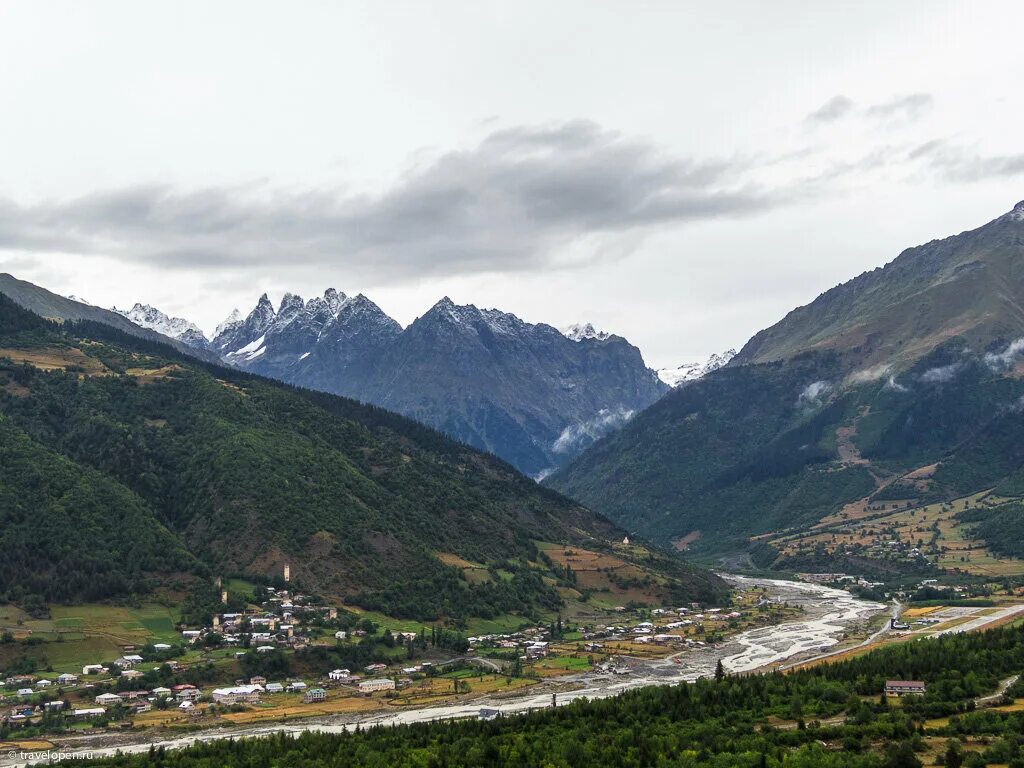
top-left (1, 1), bottom-right (1023, 368)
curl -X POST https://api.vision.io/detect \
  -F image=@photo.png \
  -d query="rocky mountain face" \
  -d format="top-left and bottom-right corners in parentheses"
top-left (657, 349), bottom-right (737, 387)
top-left (546, 201), bottom-right (1024, 558)
top-left (162, 292), bottom-right (665, 476)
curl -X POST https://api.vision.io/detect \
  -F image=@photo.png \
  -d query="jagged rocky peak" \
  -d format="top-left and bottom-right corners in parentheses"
top-left (1005, 200), bottom-right (1024, 222)
top-left (277, 292), bottom-right (306, 318)
top-left (562, 322), bottom-right (611, 342)
top-left (251, 293), bottom-right (277, 324)
top-left (419, 297), bottom-right (528, 336)
top-left (323, 287), bottom-right (347, 315)
top-left (214, 308), bottom-right (243, 338)
top-left (339, 293), bottom-right (386, 317)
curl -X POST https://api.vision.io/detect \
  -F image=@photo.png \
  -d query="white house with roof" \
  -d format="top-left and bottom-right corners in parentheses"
top-left (57, 673), bottom-right (78, 685)
top-left (73, 707), bottom-right (106, 720)
top-left (95, 693), bottom-right (123, 706)
top-left (211, 685), bottom-right (262, 705)
top-left (359, 678), bottom-right (395, 693)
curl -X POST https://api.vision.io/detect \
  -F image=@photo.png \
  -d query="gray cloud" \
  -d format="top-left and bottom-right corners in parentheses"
top-left (0, 121), bottom-right (788, 283)
top-left (806, 96), bottom-right (855, 123)
top-left (866, 93), bottom-right (933, 121)
top-left (907, 139), bottom-right (1024, 182)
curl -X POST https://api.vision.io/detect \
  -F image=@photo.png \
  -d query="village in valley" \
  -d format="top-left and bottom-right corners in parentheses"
top-left (0, 562), bottom-right (797, 742)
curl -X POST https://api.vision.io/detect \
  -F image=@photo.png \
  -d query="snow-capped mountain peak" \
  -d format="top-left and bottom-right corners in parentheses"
top-left (214, 308), bottom-right (243, 338)
top-left (113, 302), bottom-right (209, 345)
top-left (561, 322), bottom-right (611, 342)
top-left (657, 349), bottom-right (737, 387)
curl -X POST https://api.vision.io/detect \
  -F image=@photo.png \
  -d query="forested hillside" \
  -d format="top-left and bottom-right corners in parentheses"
top-left (0, 293), bottom-right (725, 618)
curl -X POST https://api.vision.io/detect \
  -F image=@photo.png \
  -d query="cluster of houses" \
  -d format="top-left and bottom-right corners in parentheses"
top-left (585, 607), bottom-right (743, 646)
top-left (173, 585), bottom-right (361, 656)
top-left (463, 605), bottom-right (745, 660)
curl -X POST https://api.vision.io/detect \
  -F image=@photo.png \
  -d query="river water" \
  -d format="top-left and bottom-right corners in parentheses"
top-left (4, 576), bottom-right (884, 765)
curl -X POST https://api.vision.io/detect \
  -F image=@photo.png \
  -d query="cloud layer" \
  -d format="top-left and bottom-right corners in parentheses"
top-left (0, 121), bottom-right (784, 284)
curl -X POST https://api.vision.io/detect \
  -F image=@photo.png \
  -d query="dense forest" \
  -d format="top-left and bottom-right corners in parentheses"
top-left (82, 624), bottom-right (1024, 767)
top-left (0, 293), bottom-right (725, 617)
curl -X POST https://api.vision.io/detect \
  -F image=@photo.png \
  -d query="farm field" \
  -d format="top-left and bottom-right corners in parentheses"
top-left (763, 490), bottom-right (1024, 577)
top-left (0, 345), bottom-right (109, 375)
top-left (0, 603), bottom-right (180, 673)
top-left (537, 541), bottom-right (672, 608)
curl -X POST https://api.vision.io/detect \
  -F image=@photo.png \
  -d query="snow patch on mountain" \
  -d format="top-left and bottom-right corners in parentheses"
top-left (227, 333), bottom-right (267, 361)
top-left (657, 349), bottom-right (737, 386)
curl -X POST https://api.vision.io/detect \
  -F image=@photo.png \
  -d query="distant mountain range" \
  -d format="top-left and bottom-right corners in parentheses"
top-left (100, 290), bottom-right (668, 477)
top-left (546, 200), bottom-right (1024, 567)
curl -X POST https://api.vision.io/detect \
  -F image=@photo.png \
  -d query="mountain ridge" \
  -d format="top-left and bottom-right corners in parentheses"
top-left (109, 288), bottom-right (668, 477)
